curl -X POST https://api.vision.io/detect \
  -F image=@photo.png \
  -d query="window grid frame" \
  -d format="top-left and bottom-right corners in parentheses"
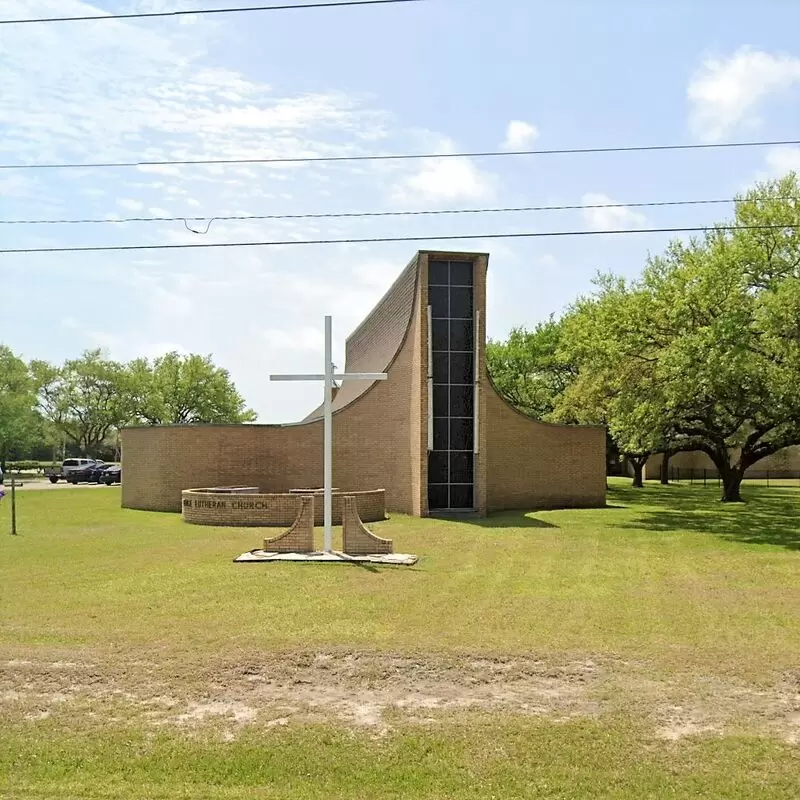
top-left (428, 259), bottom-right (476, 512)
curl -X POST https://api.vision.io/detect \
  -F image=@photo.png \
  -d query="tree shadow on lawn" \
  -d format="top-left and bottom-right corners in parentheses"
top-left (614, 485), bottom-right (800, 551)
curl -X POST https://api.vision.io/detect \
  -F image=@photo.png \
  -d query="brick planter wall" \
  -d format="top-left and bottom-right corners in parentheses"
top-left (181, 488), bottom-right (386, 527)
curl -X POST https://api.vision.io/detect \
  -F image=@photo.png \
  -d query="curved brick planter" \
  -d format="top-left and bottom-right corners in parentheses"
top-left (181, 487), bottom-right (386, 527)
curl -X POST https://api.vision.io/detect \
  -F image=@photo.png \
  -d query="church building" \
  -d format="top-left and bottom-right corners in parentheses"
top-left (122, 251), bottom-right (606, 515)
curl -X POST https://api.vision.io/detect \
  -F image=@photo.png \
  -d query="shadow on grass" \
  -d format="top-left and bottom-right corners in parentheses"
top-left (455, 510), bottom-right (560, 529)
top-left (612, 484), bottom-right (800, 551)
top-left (349, 562), bottom-right (426, 573)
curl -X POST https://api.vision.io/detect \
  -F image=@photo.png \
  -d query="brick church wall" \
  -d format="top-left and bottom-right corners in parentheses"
top-left (482, 385), bottom-right (607, 510)
top-left (122, 423), bottom-right (322, 512)
top-left (122, 249), bottom-right (607, 516)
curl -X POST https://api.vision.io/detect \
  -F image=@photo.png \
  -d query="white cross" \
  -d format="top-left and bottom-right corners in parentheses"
top-left (270, 315), bottom-right (388, 553)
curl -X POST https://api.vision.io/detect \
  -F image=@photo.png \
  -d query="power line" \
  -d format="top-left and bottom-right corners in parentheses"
top-left (1, 224), bottom-right (797, 255)
top-left (0, 138), bottom-right (797, 172)
top-left (1, 196), bottom-right (797, 229)
top-left (0, 0), bottom-right (420, 26)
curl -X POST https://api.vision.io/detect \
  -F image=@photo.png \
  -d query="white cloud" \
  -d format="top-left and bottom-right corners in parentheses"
top-left (350, 258), bottom-right (404, 290)
top-left (117, 198), bottom-right (144, 211)
top-left (581, 193), bottom-right (647, 231)
top-left (60, 317), bottom-right (120, 351)
top-left (535, 253), bottom-right (559, 271)
top-left (0, 175), bottom-right (34, 197)
top-left (390, 139), bottom-right (496, 205)
top-left (503, 120), bottom-right (539, 150)
top-left (138, 342), bottom-right (190, 360)
top-left (763, 145), bottom-right (800, 177)
top-left (688, 47), bottom-right (800, 142)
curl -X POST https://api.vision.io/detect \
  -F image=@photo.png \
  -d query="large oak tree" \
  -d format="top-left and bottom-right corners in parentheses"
top-left (128, 352), bottom-right (256, 425)
top-left (31, 350), bottom-right (134, 456)
top-left (559, 174), bottom-right (800, 502)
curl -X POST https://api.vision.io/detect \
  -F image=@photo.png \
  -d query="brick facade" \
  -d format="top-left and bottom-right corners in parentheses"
top-left (122, 250), bottom-right (606, 516)
top-left (263, 495), bottom-right (315, 553)
top-left (483, 385), bottom-right (607, 509)
top-left (342, 495), bottom-right (393, 555)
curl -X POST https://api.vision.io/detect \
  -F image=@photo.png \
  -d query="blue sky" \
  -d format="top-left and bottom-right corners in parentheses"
top-left (2, 0), bottom-right (800, 421)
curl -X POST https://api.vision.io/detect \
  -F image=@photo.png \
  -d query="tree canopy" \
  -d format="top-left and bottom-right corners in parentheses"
top-left (0, 346), bottom-right (38, 469)
top-left (486, 317), bottom-right (576, 420)
top-left (128, 352), bottom-right (256, 425)
top-left (32, 350), bottom-right (137, 455)
top-left (6, 348), bottom-right (259, 459)
top-left (568, 175), bottom-right (800, 498)
top-left (488, 173), bottom-right (800, 501)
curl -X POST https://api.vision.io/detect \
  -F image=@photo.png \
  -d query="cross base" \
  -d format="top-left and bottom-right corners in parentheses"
top-left (233, 550), bottom-right (418, 566)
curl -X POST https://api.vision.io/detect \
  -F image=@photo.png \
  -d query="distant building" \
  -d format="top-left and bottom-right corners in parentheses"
top-left (646, 447), bottom-right (800, 480)
top-left (122, 251), bottom-right (606, 515)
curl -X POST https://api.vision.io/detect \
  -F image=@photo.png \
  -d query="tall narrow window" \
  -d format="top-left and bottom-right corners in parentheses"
top-left (427, 259), bottom-right (475, 511)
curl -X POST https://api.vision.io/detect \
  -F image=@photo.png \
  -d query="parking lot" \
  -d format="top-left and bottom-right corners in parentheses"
top-left (5, 480), bottom-right (113, 492)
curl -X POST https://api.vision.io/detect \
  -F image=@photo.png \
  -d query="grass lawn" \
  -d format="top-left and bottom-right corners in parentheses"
top-left (1, 480), bottom-right (799, 798)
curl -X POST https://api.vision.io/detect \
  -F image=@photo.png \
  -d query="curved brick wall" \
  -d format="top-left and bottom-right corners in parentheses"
top-left (181, 488), bottom-right (386, 527)
top-left (303, 254), bottom-right (419, 422)
top-left (482, 380), bottom-right (607, 510)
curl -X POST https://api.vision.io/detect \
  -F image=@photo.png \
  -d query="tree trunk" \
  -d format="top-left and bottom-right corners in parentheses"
top-left (630, 457), bottom-right (646, 488)
top-left (660, 451), bottom-right (671, 485)
top-left (719, 463), bottom-right (745, 503)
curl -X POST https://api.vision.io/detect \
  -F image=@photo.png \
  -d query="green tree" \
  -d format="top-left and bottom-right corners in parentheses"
top-left (128, 352), bottom-right (256, 425)
top-left (31, 350), bottom-right (134, 455)
top-left (559, 173), bottom-right (800, 502)
top-left (553, 285), bottom-right (670, 488)
top-left (0, 345), bottom-right (38, 470)
top-left (488, 316), bottom-right (623, 476)
top-left (487, 317), bottom-right (576, 419)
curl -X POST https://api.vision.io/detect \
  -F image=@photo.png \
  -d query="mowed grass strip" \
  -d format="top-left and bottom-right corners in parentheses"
top-left (1, 716), bottom-right (799, 800)
top-left (0, 480), bottom-right (798, 678)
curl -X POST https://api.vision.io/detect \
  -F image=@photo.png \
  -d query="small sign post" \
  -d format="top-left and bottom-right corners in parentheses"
top-left (10, 475), bottom-right (17, 536)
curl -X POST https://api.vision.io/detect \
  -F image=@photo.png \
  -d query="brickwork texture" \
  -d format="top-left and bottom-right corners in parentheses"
top-left (342, 494), bottom-right (393, 555)
top-left (263, 495), bottom-right (315, 553)
top-left (122, 250), bottom-right (606, 516)
top-left (181, 488), bottom-right (385, 527)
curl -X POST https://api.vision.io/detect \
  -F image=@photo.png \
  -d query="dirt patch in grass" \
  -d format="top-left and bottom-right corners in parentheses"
top-left (2, 649), bottom-right (799, 742)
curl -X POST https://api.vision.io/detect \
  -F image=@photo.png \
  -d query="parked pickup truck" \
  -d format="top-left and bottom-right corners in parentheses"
top-left (43, 458), bottom-right (104, 484)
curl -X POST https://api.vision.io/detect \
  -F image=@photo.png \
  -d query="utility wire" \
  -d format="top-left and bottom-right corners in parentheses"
top-left (1, 224), bottom-right (797, 255)
top-left (0, 138), bottom-right (797, 171)
top-left (0, 0), bottom-right (420, 26)
top-left (1, 196), bottom-right (797, 228)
